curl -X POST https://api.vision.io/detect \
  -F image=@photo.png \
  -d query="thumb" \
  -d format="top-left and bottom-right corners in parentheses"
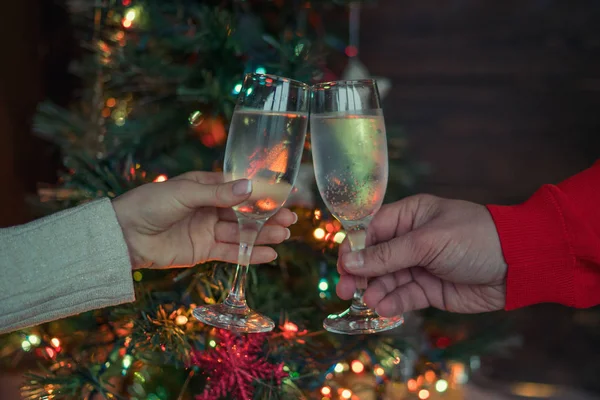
top-left (340, 232), bottom-right (425, 277)
top-left (175, 178), bottom-right (252, 208)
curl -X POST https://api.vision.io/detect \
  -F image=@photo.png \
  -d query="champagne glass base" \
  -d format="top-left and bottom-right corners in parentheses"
top-left (323, 307), bottom-right (404, 335)
top-left (193, 304), bottom-right (275, 333)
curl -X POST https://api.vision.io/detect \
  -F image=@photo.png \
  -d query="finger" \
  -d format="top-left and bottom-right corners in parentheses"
top-left (340, 232), bottom-right (426, 277)
top-left (215, 222), bottom-right (290, 245)
top-left (172, 179), bottom-right (253, 208)
top-left (208, 244), bottom-right (278, 264)
top-left (217, 207), bottom-right (298, 226)
top-left (171, 171), bottom-right (223, 185)
top-left (375, 281), bottom-right (431, 317)
top-left (363, 269), bottom-right (413, 308)
top-left (369, 195), bottom-right (438, 243)
top-left (266, 208), bottom-right (298, 227)
top-left (337, 239), bottom-right (351, 275)
top-left (336, 274), bottom-right (357, 300)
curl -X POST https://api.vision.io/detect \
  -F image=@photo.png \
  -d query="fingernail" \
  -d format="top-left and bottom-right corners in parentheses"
top-left (292, 212), bottom-right (299, 224)
top-left (284, 228), bottom-right (291, 240)
top-left (343, 251), bottom-right (364, 269)
top-left (233, 179), bottom-right (252, 196)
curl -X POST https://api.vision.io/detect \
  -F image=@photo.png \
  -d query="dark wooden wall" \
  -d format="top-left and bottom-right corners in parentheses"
top-left (361, 0), bottom-right (600, 204)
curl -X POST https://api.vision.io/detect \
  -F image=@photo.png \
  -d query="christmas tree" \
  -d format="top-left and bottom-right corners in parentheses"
top-left (1, 1), bottom-right (513, 399)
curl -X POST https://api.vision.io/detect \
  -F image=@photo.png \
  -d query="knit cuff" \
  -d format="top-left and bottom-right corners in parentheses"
top-left (487, 186), bottom-right (574, 310)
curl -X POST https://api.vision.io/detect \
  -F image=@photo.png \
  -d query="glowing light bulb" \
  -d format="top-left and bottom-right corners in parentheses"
top-left (133, 271), bottom-right (143, 281)
top-left (435, 379), bottom-right (448, 393)
top-left (407, 379), bottom-right (418, 391)
top-left (418, 389), bottom-right (430, 399)
top-left (255, 67), bottom-right (266, 74)
top-left (313, 228), bottom-right (326, 240)
top-left (351, 360), bottom-right (364, 373)
top-left (154, 174), bottom-right (168, 183)
top-left (341, 389), bottom-right (352, 399)
top-left (318, 279), bottom-right (329, 291)
top-left (125, 9), bottom-right (136, 21)
top-left (209, 340), bottom-right (217, 347)
top-left (21, 340), bottom-right (31, 351)
top-left (232, 83), bottom-right (243, 95)
top-left (334, 363), bottom-right (344, 373)
top-left (175, 315), bottom-right (188, 325)
top-left (320, 386), bottom-right (331, 396)
top-left (333, 231), bottom-right (346, 244)
top-left (122, 19), bottom-right (132, 28)
top-left (122, 354), bottom-right (133, 369)
top-left (50, 338), bottom-right (60, 348)
top-left (425, 370), bottom-right (436, 383)
top-left (28, 335), bottom-right (41, 346)
top-left (374, 366), bottom-right (385, 376)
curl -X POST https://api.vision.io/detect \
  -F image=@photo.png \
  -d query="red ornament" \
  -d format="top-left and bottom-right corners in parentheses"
top-left (190, 330), bottom-right (287, 400)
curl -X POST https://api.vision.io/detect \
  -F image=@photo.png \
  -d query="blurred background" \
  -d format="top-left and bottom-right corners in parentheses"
top-left (1, 0), bottom-right (599, 399)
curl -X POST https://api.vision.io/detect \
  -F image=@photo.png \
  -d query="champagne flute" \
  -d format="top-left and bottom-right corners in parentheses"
top-left (310, 79), bottom-right (404, 334)
top-left (193, 73), bottom-right (309, 333)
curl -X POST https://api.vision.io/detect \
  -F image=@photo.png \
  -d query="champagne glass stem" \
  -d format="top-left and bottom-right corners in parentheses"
top-left (345, 226), bottom-right (370, 312)
top-left (223, 217), bottom-right (264, 308)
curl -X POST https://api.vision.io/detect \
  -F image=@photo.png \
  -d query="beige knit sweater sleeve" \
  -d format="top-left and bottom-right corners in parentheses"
top-left (0, 198), bottom-right (135, 334)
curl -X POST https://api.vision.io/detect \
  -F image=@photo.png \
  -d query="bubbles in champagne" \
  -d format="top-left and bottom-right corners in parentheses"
top-left (311, 110), bottom-right (388, 223)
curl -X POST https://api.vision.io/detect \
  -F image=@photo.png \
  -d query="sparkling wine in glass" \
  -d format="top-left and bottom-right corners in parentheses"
top-left (193, 73), bottom-right (309, 333)
top-left (311, 79), bottom-right (404, 334)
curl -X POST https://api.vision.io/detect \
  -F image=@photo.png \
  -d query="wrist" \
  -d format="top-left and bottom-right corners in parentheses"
top-left (111, 196), bottom-right (151, 270)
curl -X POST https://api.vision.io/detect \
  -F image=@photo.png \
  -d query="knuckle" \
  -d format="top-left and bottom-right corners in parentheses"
top-left (372, 241), bottom-right (393, 268)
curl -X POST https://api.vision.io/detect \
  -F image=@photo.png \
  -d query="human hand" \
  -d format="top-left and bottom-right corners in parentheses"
top-left (336, 195), bottom-right (507, 315)
top-left (112, 171), bottom-right (296, 269)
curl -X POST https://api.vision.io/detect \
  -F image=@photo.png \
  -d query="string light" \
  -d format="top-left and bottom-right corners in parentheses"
top-left (282, 321), bottom-right (298, 333)
top-left (318, 279), bottom-right (329, 291)
top-left (209, 340), bottom-right (217, 348)
top-left (255, 67), bottom-right (266, 74)
top-left (133, 271), bottom-right (143, 281)
top-left (340, 389), bottom-right (352, 399)
top-left (50, 338), bottom-right (60, 348)
top-left (175, 315), bottom-right (188, 325)
top-left (418, 389), bottom-right (430, 399)
top-left (313, 228), bottom-right (326, 240)
top-left (125, 9), bottom-right (136, 21)
top-left (334, 363), bottom-right (344, 373)
top-left (407, 379), bottom-right (418, 392)
top-left (154, 174), bottom-right (168, 183)
top-left (351, 360), bottom-right (364, 374)
top-left (425, 370), bottom-right (436, 383)
top-left (106, 98), bottom-right (116, 108)
top-left (122, 354), bottom-right (133, 369)
top-left (28, 335), bottom-right (41, 346)
top-left (21, 340), bottom-right (31, 351)
top-left (314, 209), bottom-right (321, 220)
top-left (232, 82), bottom-right (243, 95)
top-left (320, 386), bottom-right (331, 396)
top-left (435, 379), bottom-right (448, 393)
top-left (374, 366), bottom-right (385, 376)
top-left (122, 19), bottom-right (132, 28)
top-left (333, 231), bottom-right (346, 244)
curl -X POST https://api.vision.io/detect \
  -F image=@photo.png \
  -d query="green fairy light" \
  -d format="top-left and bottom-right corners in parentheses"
top-left (232, 83), bottom-right (243, 95)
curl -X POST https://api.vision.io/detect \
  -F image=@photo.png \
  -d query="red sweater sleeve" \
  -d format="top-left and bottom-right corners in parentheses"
top-left (487, 161), bottom-right (600, 310)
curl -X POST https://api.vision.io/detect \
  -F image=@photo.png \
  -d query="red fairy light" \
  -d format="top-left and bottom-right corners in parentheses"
top-left (282, 322), bottom-right (298, 333)
top-left (256, 198), bottom-right (278, 211)
top-left (154, 174), bottom-right (168, 183)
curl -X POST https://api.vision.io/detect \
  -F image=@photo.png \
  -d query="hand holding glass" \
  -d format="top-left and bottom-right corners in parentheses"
top-left (310, 79), bottom-right (404, 334)
top-left (193, 73), bottom-right (309, 333)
